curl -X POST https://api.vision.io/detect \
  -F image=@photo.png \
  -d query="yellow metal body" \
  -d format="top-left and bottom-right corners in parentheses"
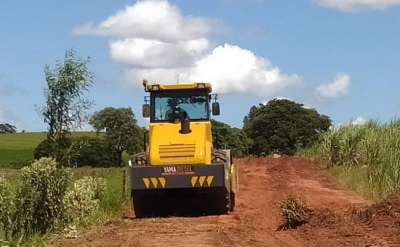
top-left (143, 79), bottom-right (214, 166)
top-left (130, 80), bottom-right (237, 217)
top-left (143, 80), bottom-right (212, 92)
top-left (147, 121), bottom-right (213, 165)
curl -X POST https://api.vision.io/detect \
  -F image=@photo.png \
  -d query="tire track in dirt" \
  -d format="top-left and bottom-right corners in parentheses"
top-left (52, 156), bottom-right (400, 247)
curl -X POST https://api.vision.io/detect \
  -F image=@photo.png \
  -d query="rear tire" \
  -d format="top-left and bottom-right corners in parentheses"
top-left (230, 191), bottom-right (235, 212)
top-left (133, 194), bottom-right (160, 218)
top-left (133, 195), bottom-right (147, 218)
top-left (203, 189), bottom-right (229, 215)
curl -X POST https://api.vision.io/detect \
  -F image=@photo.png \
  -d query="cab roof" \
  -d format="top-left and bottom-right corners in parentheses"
top-left (142, 79), bottom-right (212, 93)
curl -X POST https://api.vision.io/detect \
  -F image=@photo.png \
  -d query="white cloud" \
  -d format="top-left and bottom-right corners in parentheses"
top-left (71, 121), bottom-right (94, 132)
top-left (72, 0), bottom-right (213, 42)
top-left (189, 44), bottom-right (301, 95)
top-left (334, 117), bottom-right (367, 127)
top-left (351, 117), bottom-right (367, 125)
top-left (316, 73), bottom-right (351, 99)
top-left (73, 0), bottom-right (301, 97)
top-left (316, 0), bottom-right (400, 12)
top-left (109, 38), bottom-right (209, 68)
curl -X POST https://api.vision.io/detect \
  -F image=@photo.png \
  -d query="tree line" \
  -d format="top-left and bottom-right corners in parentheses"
top-left (0, 123), bottom-right (17, 134)
top-left (29, 49), bottom-right (332, 167)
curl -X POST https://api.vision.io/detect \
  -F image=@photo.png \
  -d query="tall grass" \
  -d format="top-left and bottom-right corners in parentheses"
top-left (301, 118), bottom-right (400, 200)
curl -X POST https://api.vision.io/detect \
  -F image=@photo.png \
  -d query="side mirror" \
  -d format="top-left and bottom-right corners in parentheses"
top-left (212, 102), bottom-right (220, 116)
top-left (142, 104), bottom-right (150, 118)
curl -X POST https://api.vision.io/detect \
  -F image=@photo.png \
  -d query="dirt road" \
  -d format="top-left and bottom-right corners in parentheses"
top-left (53, 156), bottom-right (400, 247)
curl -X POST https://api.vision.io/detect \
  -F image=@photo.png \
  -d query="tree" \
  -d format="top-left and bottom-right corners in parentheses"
top-left (211, 119), bottom-right (251, 157)
top-left (0, 123), bottom-right (17, 134)
top-left (36, 49), bottom-right (94, 162)
top-left (243, 99), bottom-right (332, 156)
top-left (89, 107), bottom-right (142, 166)
top-left (64, 136), bottom-right (117, 168)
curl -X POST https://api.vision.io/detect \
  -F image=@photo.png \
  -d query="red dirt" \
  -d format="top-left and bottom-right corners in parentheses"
top-left (52, 156), bottom-right (400, 247)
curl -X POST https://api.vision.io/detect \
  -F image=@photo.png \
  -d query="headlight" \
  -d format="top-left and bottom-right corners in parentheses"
top-left (197, 83), bottom-right (205, 89)
top-left (152, 85), bottom-right (159, 90)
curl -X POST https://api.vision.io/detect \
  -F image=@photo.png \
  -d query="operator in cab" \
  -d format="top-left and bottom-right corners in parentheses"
top-left (164, 98), bottom-right (189, 121)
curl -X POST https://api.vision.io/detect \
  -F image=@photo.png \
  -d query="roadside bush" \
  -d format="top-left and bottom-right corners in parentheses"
top-left (63, 176), bottom-right (107, 222)
top-left (0, 177), bottom-right (14, 241)
top-left (12, 157), bottom-right (71, 237)
top-left (0, 157), bottom-right (112, 245)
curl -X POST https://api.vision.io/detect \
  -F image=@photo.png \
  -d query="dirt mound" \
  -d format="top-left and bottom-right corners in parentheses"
top-left (349, 194), bottom-right (400, 244)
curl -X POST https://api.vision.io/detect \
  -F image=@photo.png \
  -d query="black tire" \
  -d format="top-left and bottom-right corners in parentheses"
top-left (229, 191), bottom-right (235, 212)
top-left (133, 195), bottom-right (159, 218)
top-left (133, 196), bottom-right (146, 218)
top-left (203, 190), bottom-right (229, 215)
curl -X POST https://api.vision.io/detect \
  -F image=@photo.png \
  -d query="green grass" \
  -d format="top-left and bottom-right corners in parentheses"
top-left (0, 132), bottom-right (99, 168)
top-left (327, 165), bottom-right (382, 200)
top-left (0, 131), bottom-right (133, 246)
top-left (0, 166), bottom-right (131, 247)
top-left (300, 118), bottom-right (400, 201)
top-left (0, 132), bottom-right (47, 149)
top-left (68, 167), bottom-right (131, 214)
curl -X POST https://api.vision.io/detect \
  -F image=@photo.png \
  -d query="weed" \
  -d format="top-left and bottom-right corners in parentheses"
top-left (278, 194), bottom-right (312, 230)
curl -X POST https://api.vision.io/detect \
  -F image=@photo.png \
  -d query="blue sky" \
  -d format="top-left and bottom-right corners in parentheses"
top-left (1, 0), bottom-right (399, 132)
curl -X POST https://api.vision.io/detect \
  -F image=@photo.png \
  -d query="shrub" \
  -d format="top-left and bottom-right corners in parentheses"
top-left (12, 157), bottom-right (72, 237)
top-left (278, 194), bottom-right (311, 230)
top-left (0, 157), bottom-right (112, 245)
top-left (63, 176), bottom-right (107, 222)
top-left (33, 138), bottom-right (72, 163)
top-left (33, 139), bottom-right (53, 160)
top-left (0, 177), bottom-right (14, 241)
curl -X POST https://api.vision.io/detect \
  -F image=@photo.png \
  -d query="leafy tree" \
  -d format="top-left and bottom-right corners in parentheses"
top-left (0, 123), bottom-right (17, 134)
top-left (243, 99), bottom-right (332, 156)
top-left (64, 136), bottom-right (118, 168)
top-left (211, 119), bottom-right (251, 157)
top-left (36, 49), bottom-right (94, 163)
top-left (89, 107), bottom-right (142, 166)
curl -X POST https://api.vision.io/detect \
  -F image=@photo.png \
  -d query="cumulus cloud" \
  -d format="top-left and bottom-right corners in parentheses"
top-left (109, 38), bottom-right (209, 68)
top-left (316, 73), bottom-right (351, 99)
top-left (351, 117), bottom-right (367, 125)
top-left (72, 0), bottom-right (213, 42)
top-left (316, 0), bottom-right (400, 12)
top-left (73, 0), bottom-right (301, 97)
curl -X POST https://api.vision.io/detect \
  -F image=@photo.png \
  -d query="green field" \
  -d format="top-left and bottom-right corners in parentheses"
top-left (0, 132), bottom-right (98, 168)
